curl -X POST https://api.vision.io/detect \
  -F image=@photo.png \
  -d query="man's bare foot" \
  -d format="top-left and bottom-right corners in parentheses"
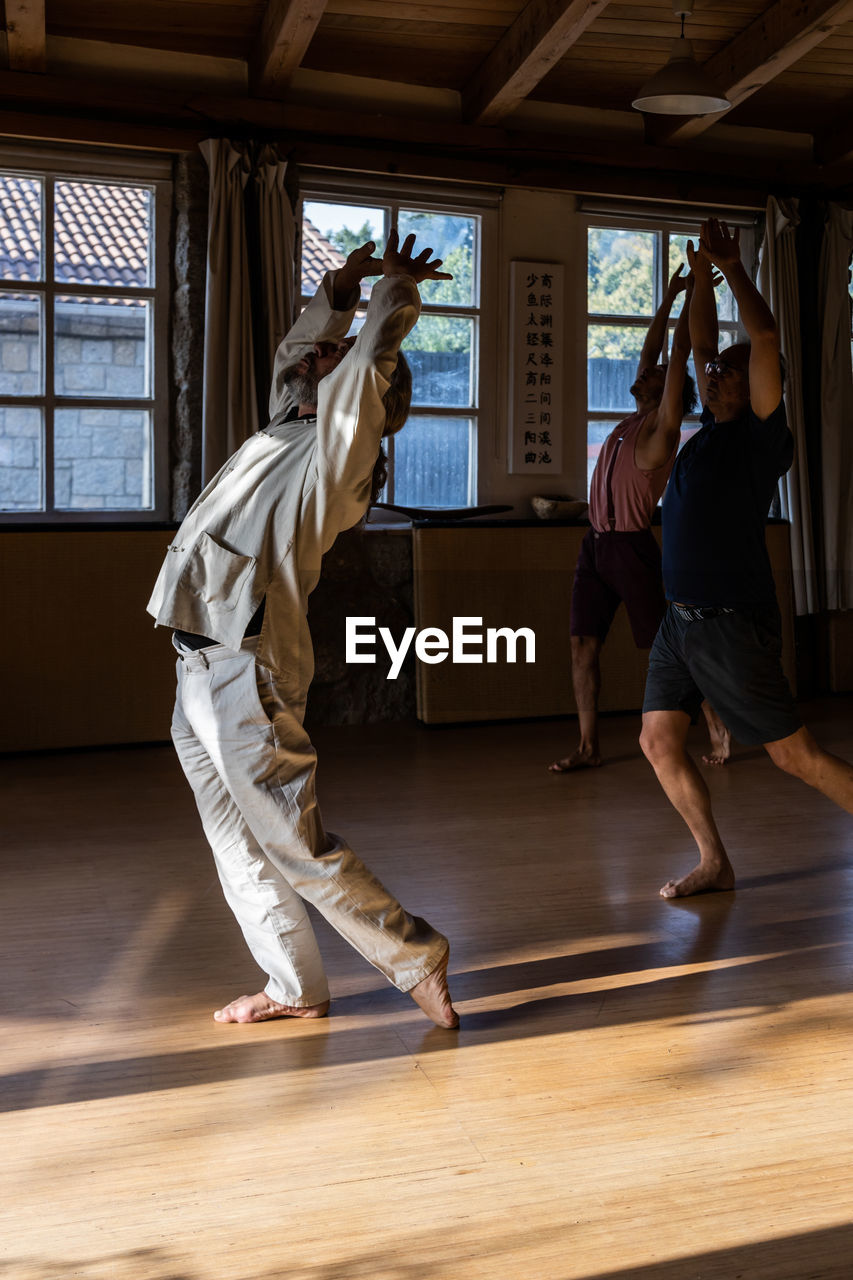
top-left (702, 724), bottom-right (732, 766)
top-left (660, 858), bottom-right (736, 899)
top-left (409, 951), bottom-right (459, 1028)
top-left (701, 706), bottom-right (732, 766)
top-left (213, 992), bottom-right (330, 1023)
top-left (548, 748), bottom-right (602, 773)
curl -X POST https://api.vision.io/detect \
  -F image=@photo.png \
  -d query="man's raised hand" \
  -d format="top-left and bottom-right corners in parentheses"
top-left (698, 218), bottom-right (741, 270)
top-left (686, 240), bottom-right (724, 287)
top-left (382, 229), bottom-right (453, 284)
top-left (336, 241), bottom-right (384, 294)
top-left (666, 264), bottom-right (689, 298)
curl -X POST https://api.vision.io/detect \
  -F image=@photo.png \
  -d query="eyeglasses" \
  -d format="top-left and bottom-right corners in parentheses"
top-left (704, 358), bottom-right (744, 378)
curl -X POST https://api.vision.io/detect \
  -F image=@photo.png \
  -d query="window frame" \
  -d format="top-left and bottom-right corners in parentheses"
top-left (0, 144), bottom-right (172, 525)
top-left (298, 173), bottom-right (499, 509)
top-left (581, 209), bottom-right (756, 496)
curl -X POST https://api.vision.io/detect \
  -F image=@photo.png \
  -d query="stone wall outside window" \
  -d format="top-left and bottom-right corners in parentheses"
top-left (0, 300), bottom-right (149, 511)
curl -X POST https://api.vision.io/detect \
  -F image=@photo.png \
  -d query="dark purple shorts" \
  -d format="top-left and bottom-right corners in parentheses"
top-left (571, 527), bottom-right (665, 649)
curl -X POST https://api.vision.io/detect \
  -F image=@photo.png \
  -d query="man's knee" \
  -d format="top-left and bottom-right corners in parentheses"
top-left (639, 718), bottom-right (667, 764)
top-left (571, 634), bottom-right (602, 666)
top-left (640, 711), bottom-right (688, 765)
top-left (765, 726), bottom-right (817, 778)
top-left (639, 721), bottom-right (662, 764)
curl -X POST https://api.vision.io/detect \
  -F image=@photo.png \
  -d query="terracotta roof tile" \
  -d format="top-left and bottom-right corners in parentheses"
top-left (0, 175), bottom-right (150, 288)
top-left (301, 216), bottom-right (346, 292)
top-left (1, 177), bottom-right (348, 303)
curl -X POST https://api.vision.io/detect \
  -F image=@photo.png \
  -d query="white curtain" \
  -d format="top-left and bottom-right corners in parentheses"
top-left (818, 205), bottom-right (853, 611)
top-left (200, 139), bottom-right (257, 484)
top-left (200, 140), bottom-right (297, 485)
top-left (758, 196), bottom-right (819, 614)
top-left (254, 145), bottom-right (297, 391)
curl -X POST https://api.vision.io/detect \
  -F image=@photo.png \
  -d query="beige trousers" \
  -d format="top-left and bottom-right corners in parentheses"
top-left (170, 636), bottom-right (447, 1007)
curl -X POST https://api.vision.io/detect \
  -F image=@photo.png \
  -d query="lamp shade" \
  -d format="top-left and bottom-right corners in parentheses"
top-left (632, 37), bottom-right (731, 115)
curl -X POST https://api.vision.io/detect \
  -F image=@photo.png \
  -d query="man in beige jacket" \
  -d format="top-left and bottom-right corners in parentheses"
top-left (148, 231), bottom-right (458, 1028)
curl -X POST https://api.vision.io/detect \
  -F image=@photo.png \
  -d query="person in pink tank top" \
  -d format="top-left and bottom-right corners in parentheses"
top-left (549, 266), bottom-right (730, 774)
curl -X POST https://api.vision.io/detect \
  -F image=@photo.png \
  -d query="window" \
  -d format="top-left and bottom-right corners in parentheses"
top-left (0, 149), bottom-right (171, 521)
top-left (848, 253), bottom-right (853, 364)
top-left (300, 182), bottom-right (495, 508)
top-left (585, 216), bottom-right (745, 496)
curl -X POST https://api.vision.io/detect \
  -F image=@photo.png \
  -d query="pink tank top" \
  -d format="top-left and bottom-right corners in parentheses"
top-left (588, 411), bottom-right (677, 533)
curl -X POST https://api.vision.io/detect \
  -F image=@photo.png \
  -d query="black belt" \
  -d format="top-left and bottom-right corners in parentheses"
top-left (672, 602), bottom-right (736, 622)
top-left (174, 597), bottom-right (266, 651)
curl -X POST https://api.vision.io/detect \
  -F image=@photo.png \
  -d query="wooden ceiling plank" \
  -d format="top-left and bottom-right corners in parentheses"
top-left (462, 0), bottom-right (615, 125)
top-left (250, 0), bottom-right (328, 96)
top-left (5, 0), bottom-right (46, 72)
top-left (648, 0), bottom-right (853, 145)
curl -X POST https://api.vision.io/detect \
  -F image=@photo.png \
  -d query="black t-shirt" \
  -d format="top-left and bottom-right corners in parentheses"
top-left (661, 400), bottom-right (794, 609)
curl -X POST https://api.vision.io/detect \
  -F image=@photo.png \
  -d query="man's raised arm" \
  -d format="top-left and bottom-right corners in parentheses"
top-left (638, 265), bottom-right (688, 375)
top-left (687, 236), bottom-right (720, 408)
top-left (268, 241), bottom-right (383, 421)
top-left (637, 275), bottom-right (694, 471)
top-left (317, 230), bottom-right (451, 495)
top-left (697, 218), bottom-right (781, 421)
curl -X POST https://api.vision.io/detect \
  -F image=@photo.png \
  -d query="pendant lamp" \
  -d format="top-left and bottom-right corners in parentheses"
top-left (632, 1), bottom-right (731, 116)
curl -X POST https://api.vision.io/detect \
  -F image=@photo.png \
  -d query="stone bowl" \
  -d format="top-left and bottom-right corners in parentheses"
top-left (531, 495), bottom-right (589, 521)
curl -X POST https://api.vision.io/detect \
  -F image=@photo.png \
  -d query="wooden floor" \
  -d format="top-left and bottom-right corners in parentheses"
top-left (2, 698), bottom-right (853, 1280)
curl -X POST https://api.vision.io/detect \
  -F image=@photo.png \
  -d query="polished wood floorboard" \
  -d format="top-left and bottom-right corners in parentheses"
top-left (2, 698), bottom-right (853, 1280)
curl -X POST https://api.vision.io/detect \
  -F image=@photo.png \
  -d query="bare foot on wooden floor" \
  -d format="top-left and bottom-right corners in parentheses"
top-left (409, 950), bottom-right (459, 1028)
top-left (548, 748), bottom-right (602, 773)
top-left (660, 857), bottom-right (736, 899)
top-left (213, 992), bottom-right (330, 1023)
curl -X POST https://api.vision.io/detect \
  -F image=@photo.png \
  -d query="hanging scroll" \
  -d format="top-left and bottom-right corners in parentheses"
top-left (508, 261), bottom-right (564, 475)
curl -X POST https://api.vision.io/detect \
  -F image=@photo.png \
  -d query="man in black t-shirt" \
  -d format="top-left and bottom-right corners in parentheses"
top-left (640, 217), bottom-right (853, 899)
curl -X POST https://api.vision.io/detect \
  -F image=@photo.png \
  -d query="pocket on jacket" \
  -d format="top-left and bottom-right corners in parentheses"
top-left (178, 531), bottom-right (256, 613)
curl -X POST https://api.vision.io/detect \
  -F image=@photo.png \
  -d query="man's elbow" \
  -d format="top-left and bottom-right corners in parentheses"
top-left (750, 320), bottom-right (779, 348)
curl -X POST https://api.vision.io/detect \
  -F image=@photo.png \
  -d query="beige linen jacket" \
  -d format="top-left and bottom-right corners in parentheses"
top-left (147, 270), bottom-right (421, 706)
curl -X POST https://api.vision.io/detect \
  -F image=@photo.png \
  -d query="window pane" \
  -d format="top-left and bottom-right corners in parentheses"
top-left (669, 232), bottom-right (737, 322)
top-left (404, 315), bottom-right (473, 407)
top-left (393, 415), bottom-right (471, 507)
top-left (55, 296), bottom-right (150, 398)
top-left (54, 408), bottom-right (152, 510)
top-left (302, 201), bottom-right (384, 299)
top-left (586, 419), bottom-right (617, 499)
top-left (0, 174), bottom-right (42, 282)
top-left (588, 228), bottom-right (656, 316)
top-left (587, 419), bottom-right (705, 500)
top-left (0, 293), bottom-right (41, 394)
top-left (0, 406), bottom-right (42, 510)
top-left (54, 181), bottom-right (152, 288)
top-left (398, 209), bottom-right (477, 307)
top-left (665, 232), bottom-right (693, 318)
top-left (588, 324), bottom-right (645, 412)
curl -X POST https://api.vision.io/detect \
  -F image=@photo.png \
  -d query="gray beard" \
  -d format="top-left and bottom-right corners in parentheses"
top-left (283, 366), bottom-right (319, 410)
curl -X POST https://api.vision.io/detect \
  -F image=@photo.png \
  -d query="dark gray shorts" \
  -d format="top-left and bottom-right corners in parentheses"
top-left (642, 602), bottom-right (801, 746)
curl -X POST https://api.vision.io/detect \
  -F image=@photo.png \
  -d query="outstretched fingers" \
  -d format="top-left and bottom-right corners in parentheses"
top-left (382, 226), bottom-right (454, 282)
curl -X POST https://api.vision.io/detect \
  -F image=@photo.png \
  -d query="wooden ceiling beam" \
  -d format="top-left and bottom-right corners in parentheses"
top-left (0, 67), bottom-right (198, 119)
top-left (4, 0), bottom-right (46, 72)
top-left (250, 0), bottom-right (327, 97)
top-left (646, 0), bottom-right (853, 147)
top-left (462, 0), bottom-right (614, 126)
top-left (0, 64), bottom-right (850, 194)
